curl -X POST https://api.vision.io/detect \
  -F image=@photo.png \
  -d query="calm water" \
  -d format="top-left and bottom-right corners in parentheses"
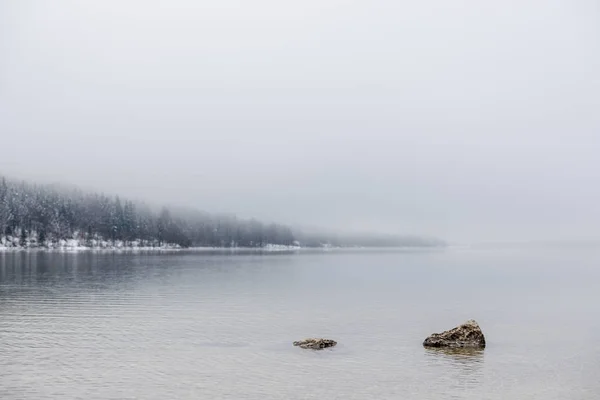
top-left (1, 247), bottom-right (599, 399)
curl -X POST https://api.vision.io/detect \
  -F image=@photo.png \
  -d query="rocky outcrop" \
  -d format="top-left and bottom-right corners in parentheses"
top-left (293, 338), bottom-right (337, 350)
top-left (423, 320), bottom-right (486, 348)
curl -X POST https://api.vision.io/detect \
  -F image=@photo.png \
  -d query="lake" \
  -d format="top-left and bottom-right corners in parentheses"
top-left (1, 246), bottom-right (599, 399)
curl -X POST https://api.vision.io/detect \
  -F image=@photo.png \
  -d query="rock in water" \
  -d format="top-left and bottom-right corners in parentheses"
top-left (293, 338), bottom-right (337, 350)
top-left (423, 320), bottom-right (486, 348)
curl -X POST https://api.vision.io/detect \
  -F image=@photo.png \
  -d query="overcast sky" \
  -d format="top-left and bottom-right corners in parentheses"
top-left (1, 0), bottom-right (599, 242)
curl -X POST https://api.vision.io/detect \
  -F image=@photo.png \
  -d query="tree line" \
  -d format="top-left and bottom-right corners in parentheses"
top-left (0, 177), bottom-right (295, 248)
top-left (0, 175), bottom-right (446, 249)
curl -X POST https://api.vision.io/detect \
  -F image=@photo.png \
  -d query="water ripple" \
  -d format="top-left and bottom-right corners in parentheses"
top-left (1, 250), bottom-right (600, 399)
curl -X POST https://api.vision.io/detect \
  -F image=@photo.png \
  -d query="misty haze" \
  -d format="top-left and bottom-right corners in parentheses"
top-left (1, 1), bottom-right (599, 399)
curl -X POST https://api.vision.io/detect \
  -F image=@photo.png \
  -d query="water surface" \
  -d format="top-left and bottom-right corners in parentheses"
top-left (1, 247), bottom-right (599, 399)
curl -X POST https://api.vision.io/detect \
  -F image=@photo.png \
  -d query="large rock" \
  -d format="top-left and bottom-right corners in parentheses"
top-left (423, 320), bottom-right (486, 348)
top-left (293, 338), bottom-right (337, 350)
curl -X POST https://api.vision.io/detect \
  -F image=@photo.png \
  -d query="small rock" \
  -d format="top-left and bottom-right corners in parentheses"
top-left (423, 320), bottom-right (486, 348)
top-left (293, 338), bottom-right (337, 350)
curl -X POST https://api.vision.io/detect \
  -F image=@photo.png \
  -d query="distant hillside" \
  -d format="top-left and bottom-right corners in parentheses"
top-left (0, 175), bottom-right (444, 250)
top-left (0, 176), bottom-right (294, 249)
top-left (294, 229), bottom-right (446, 248)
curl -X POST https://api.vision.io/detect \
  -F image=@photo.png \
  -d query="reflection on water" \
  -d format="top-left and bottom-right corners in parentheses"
top-left (1, 248), bottom-right (600, 399)
top-left (423, 347), bottom-right (485, 394)
top-left (424, 346), bottom-right (485, 360)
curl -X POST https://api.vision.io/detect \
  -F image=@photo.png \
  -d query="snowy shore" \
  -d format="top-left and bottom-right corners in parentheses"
top-left (0, 235), bottom-right (302, 253)
top-left (0, 235), bottom-right (181, 252)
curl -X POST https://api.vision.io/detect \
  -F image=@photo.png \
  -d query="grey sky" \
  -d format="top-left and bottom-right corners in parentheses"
top-left (1, 0), bottom-right (599, 242)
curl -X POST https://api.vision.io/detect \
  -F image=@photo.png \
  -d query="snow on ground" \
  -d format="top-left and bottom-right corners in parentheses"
top-left (0, 234), bottom-right (301, 253)
top-left (261, 243), bottom-right (302, 251)
top-left (183, 244), bottom-right (302, 252)
top-left (0, 235), bottom-right (182, 252)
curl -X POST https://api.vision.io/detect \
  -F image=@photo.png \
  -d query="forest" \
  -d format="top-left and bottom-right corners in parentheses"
top-left (0, 176), bottom-right (295, 249)
top-left (0, 176), bottom-right (445, 249)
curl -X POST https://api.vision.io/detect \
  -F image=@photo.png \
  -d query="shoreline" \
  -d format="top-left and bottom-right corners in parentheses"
top-left (1, 235), bottom-right (445, 254)
top-left (0, 244), bottom-right (446, 254)
top-left (0, 239), bottom-right (303, 253)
